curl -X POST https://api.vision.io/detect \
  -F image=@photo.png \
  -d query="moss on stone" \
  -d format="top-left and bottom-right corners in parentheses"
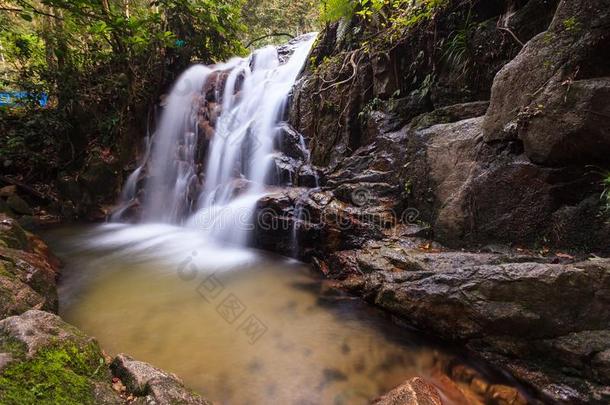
top-left (0, 340), bottom-right (108, 405)
top-left (0, 333), bottom-right (27, 361)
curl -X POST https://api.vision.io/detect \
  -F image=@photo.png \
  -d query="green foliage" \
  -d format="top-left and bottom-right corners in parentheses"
top-left (319, 0), bottom-right (385, 23)
top-left (357, 96), bottom-right (383, 121)
top-left (0, 0), bottom-right (249, 181)
top-left (242, 0), bottom-right (320, 48)
top-left (442, 9), bottom-right (477, 77)
top-left (0, 341), bottom-right (106, 404)
top-left (562, 17), bottom-right (580, 32)
top-left (320, 0), bottom-right (355, 23)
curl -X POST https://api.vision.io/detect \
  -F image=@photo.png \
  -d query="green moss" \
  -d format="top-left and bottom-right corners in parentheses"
top-left (0, 334), bottom-right (27, 360)
top-left (562, 17), bottom-right (580, 33)
top-left (0, 341), bottom-right (107, 405)
top-left (0, 261), bottom-right (12, 278)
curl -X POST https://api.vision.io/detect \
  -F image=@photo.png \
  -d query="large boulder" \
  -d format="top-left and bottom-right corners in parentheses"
top-left (483, 0), bottom-right (610, 166)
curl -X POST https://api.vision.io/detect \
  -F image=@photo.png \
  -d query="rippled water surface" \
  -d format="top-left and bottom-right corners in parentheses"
top-left (43, 224), bottom-right (506, 405)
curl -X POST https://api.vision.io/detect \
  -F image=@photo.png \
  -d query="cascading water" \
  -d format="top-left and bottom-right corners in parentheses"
top-left (99, 34), bottom-right (317, 268)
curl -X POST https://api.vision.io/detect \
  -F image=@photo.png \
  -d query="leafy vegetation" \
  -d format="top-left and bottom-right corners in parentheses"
top-left (442, 9), bottom-right (477, 77)
top-left (242, 0), bottom-right (320, 48)
top-left (0, 0), bottom-right (249, 183)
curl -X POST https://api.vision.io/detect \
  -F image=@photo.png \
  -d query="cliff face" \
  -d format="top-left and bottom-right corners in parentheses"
top-left (286, 0), bottom-right (609, 251)
top-left (252, 1), bottom-right (610, 403)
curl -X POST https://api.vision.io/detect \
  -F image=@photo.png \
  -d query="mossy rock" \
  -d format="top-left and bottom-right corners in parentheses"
top-left (0, 310), bottom-right (112, 405)
top-left (0, 215), bottom-right (29, 250)
top-left (0, 343), bottom-right (107, 404)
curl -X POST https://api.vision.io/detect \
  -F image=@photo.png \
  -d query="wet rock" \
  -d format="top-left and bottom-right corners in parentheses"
top-left (373, 377), bottom-right (442, 405)
top-left (110, 354), bottom-right (171, 395)
top-left (341, 247), bottom-right (610, 403)
top-left (410, 101), bottom-right (490, 130)
top-left (267, 153), bottom-right (299, 186)
top-left (275, 123), bottom-right (308, 161)
top-left (111, 354), bottom-right (210, 404)
top-left (485, 384), bottom-right (527, 405)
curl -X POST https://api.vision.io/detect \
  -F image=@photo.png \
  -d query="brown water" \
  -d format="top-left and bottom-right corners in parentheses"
top-left (43, 224), bottom-right (516, 404)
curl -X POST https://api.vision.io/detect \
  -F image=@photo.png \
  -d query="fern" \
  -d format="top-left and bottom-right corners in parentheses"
top-left (443, 9), bottom-right (477, 77)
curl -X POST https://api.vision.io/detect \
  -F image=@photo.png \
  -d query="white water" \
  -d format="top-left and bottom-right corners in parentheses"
top-left (104, 34), bottom-right (317, 267)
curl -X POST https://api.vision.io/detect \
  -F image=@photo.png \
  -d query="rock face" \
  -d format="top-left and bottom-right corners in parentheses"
top-left (483, 0), bottom-right (610, 166)
top-left (287, 0), bottom-right (609, 252)
top-left (327, 242), bottom-right (610, 404)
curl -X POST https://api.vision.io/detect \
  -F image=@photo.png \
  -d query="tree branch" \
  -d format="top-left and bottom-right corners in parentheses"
top-left (5, 0), bottom-right (63, 19)
top-left (246, 32), bottom-right (294, 48)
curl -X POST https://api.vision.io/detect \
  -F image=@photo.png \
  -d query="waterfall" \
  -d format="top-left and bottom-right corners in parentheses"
top-left (111, 34), bottom-right (317, 251)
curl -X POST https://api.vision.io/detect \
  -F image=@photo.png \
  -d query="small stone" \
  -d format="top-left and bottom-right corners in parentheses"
top-left (112, 380), bottom-right (126, 392)
top-left (6, 195), bottom-right (32, 215)
top-left (486, 384), bottom-right (527, 405)
top-left (470, 377), bottom-right (489, 396)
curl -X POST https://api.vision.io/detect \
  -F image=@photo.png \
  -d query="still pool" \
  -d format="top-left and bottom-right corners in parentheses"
top-left (42, 224), bottom-right (520, 404)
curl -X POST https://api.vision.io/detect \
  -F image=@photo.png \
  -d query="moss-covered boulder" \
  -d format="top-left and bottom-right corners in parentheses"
top-left (0, 215), bottom-right (29, 250)
top-left (0, 310), bottom-right (121, 404)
